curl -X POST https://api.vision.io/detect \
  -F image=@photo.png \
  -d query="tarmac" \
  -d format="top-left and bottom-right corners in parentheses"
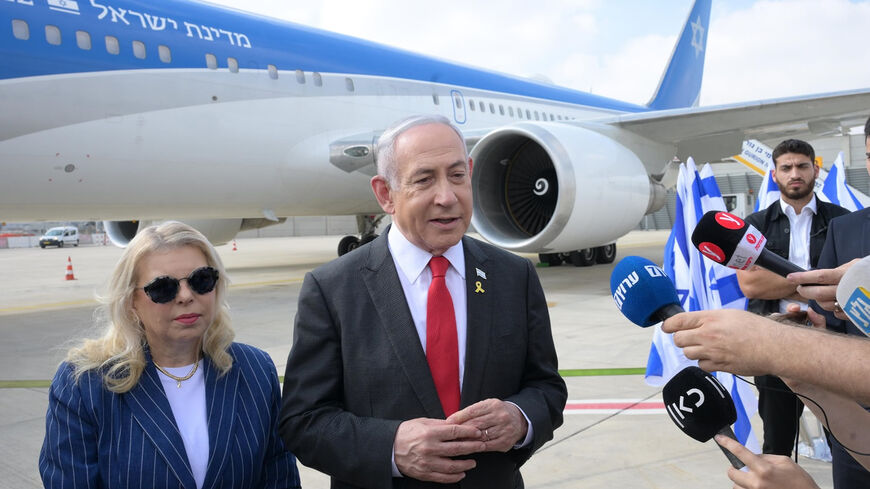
top-left (0, 231), bottom-right (836, 488)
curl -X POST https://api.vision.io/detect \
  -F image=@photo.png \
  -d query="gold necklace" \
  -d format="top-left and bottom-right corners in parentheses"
top-left (153, 358), bottom-right (199, 388)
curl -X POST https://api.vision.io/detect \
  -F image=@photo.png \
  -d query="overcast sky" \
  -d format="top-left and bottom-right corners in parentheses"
top-left (203, 0), bottom-right (869, 107)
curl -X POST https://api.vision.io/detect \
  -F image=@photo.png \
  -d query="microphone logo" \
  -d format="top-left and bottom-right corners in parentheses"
top-left (714, 212), bottom-right (745, 230)
top-left (746, 234), bottom-right (757, 245)
top-left (667, 388), bottom-right (705, 428)
top-left (698, 242), bottom-right (725, 263)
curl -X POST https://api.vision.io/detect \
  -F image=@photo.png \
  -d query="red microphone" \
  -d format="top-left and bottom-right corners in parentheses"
top-left (691, 210), bottom-right (805, 277)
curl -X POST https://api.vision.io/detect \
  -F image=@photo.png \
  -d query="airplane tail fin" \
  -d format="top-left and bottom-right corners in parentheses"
top-left (646, 0), bottom-right (712, 110)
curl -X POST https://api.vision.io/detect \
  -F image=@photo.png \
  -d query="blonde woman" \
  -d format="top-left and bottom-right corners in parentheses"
top-left (39, 222), bottom-right (300, 489)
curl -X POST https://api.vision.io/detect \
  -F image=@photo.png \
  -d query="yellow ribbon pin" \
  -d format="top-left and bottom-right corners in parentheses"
top-left (474, 281), bottom-right (485, 293)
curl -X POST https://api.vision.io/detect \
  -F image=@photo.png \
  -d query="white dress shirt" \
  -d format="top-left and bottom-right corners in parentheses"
top-left (778, 195), bottom-right (817, 313)
top-left (386, 225), bottom-right (533, 477)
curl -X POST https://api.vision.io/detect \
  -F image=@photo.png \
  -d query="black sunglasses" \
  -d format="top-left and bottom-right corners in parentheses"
top-left (140, 266), bottom-right (219, 304)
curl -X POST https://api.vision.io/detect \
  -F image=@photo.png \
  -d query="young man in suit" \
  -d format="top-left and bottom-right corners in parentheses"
top-left (736, 139), bottom-right (849, 456)
top-left (279, 115), bottom-right (567, 489)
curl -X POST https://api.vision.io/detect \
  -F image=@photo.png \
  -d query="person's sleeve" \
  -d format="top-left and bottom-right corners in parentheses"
top-left (278, 271), bottom-right (401, 488)
top-left (258, 351), bottom-right (302, 489)
top-left (811, 217), bottom-right (847, 334)
top-left (38, 364), bottom-right (100, 489)
top-left (504, 259), bottom-right (568, 465)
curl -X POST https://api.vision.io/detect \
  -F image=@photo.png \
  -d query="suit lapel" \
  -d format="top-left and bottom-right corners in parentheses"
top-left (361, 232), bottom-right (444, 418)
top-left (124, 361), bottom-right (197, 489)
top-left (201, 354), bottom-right (239, 489)
top-left (460, 237), bottom-right (493, 408)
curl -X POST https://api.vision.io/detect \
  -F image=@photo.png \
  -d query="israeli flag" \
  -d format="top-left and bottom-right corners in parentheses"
top-left (649, 158), bottom-right (760, 453)
top-left (820, 151), bottom-right (864, 211)
top-left (753, 169), bottom-right (781, 212)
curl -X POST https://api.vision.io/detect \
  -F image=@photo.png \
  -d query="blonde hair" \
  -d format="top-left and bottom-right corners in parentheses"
top-left (66, 221), bottom-right (234, 393)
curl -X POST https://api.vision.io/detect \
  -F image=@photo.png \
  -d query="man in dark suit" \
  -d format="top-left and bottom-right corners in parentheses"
top-left (278, 115), bottom-right (567, 489)
top-left (736, 138), bottom-right (849, 456)
top-left (796, 115), bottom-right (870, 488)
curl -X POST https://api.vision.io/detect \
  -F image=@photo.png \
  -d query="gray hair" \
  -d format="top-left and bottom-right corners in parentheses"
top-left (375, 114), bottom-right (467, 188)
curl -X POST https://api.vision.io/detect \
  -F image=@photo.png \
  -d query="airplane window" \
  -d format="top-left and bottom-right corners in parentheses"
top-left (499, 105), bottom-right (504, 116)
top-left (76, 30), bottom-right (91, 50)
top-left (228, 57), bottom-right (239, 73)
top-left (12, 20), bottom-right (29, 40)
top-left (45, 25), bottom-right (61, 45)
top-left (478, 101), bottom-right (485, 112)
top-left (268, 64), bottom-right (278, 79)
top-left (105, 35), bottom-right (119, 55)
top-left (206, 53), bottom-right (217, 69)
top-left (549, 114), bottom-right (554, 121)
top-left (508, 107), bottom-right (514, 117)
top-left (469, 100), bottom-right (475, 111)
top-left (345, 77), bottom-right (354, 92)
top-left (132, 40), bottom-right (146, 59)
top-left (313, 72), bottom-right (322, 86)
top-left (526, 109), bottom-right (531, 119)
top-left (453, 94), bottom-right (462, 109)
top-left (158, 45), bottom-right (171, 63)
top-left (489, 103), bottom-right (495, 113)
top-left (295, 69), bottom-right (305, 84)
top-left (534, 111), bottom-right (540, 120)
top-left (432, 94), bottom-right (439, 105)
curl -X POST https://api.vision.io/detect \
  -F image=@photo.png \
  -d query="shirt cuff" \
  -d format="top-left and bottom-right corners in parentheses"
top-left (391, 447), bottom-right (401, 477)
top-left (506, 401), bottom-right (534, 449)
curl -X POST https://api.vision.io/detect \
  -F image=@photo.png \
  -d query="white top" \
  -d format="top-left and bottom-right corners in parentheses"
top-left (386, 226), bottom-right (533, 477)
top-left (157, 362), bottom-right (208, 489)
top-left (778, 195), bottom-right (818, 313)
top-left (387, 224), bottom-right (468, 387)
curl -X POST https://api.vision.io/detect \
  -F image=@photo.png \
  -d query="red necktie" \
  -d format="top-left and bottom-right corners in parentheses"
top-left (426, 256), bottom-right (460, 416)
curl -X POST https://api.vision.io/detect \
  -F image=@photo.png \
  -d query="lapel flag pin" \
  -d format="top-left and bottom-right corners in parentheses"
top-left (476, 268), bottom-right (486, 280)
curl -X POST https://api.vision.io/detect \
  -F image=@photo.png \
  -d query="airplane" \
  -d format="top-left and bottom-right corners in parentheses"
top-left (2, 0), bottom-right (869, 267)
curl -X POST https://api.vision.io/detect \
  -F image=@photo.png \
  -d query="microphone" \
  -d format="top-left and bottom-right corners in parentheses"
top-left (663, 366), bottom-right (746, 469)
top-left (691, 210), bottom-right (806, 277)
top-left (836, 256), bottom-right (870, 336)
top-left (610, 256), bottom-right (683, 327)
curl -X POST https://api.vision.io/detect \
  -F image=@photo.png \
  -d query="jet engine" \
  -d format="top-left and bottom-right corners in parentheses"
top-left (103, 218), bottom-right (284, 247)
top-left (471, 122), bottom-right (661, 254)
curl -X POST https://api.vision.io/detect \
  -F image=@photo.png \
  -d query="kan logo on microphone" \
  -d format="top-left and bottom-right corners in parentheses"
top-left (714, 212), bottom-right (745, 230)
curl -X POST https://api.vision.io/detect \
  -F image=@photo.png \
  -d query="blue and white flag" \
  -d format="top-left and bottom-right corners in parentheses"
top-left (753, 169), bottom-right (780, 212)
top-left (820, 151), bottom-right (864, 211)
top-left (648, 158), bottom-right (760, 453)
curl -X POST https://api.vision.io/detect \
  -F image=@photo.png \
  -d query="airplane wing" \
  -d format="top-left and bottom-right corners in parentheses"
top-left (595, 88), bottom-right (870, 163)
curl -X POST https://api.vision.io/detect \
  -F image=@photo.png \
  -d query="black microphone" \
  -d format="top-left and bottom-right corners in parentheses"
top-left (691, 210), bottom-right (805, 277)
top-left (662, 366), bottom-right (746, 469)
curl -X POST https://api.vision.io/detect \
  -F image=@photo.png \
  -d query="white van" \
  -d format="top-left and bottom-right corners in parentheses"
top-left (39, 226), bottom-right (79, 248)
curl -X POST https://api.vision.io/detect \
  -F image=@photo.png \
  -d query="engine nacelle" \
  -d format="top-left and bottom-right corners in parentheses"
top-left (103, 218), bottom-right (282, 247)
top-left (471, 122), bottom-right (651, 253)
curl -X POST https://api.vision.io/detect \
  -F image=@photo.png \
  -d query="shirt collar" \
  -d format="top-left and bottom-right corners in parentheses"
top-left (388, 224), bottom-right (465, 284)
top-left (779, 194), bottom-right (817, 216)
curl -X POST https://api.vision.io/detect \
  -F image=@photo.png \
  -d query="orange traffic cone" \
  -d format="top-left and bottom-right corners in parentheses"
top-left (232, 240), bottom-right (237, 251)
top-left (65, 256), bottom-right (76, 281)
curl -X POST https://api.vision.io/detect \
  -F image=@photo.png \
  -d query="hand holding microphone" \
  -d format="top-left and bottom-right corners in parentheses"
top-left (662, 366), bottom-right (745, 469)
top-left (788, 257), bottom-right (865, 321)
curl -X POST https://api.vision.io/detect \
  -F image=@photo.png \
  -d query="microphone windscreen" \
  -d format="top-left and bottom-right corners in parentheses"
top-left (692, 210), bottom-right (766, 270)
top-left (662, 366), bottom-right (737, 443)
top-left (611, 256), bottom-right (679, 327)
top-left (836, 256), bottom-right (870, 336)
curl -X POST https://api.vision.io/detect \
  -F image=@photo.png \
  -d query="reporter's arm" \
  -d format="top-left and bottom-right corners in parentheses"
top-left (783, 380), bottom-right (870, 472)
top-left (736, 266), bottom-right (801, 300)
top-left (713, 434), bottom-right (820, 489)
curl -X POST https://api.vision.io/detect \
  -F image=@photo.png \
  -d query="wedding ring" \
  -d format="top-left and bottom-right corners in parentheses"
top-left (484, 428), bottom-right (489, 440)
top-left (834, 301), bottom-right (843, 314)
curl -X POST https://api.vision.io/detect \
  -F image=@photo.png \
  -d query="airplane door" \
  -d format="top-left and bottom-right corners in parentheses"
top-left (450, 90), bottom-right (467, 125)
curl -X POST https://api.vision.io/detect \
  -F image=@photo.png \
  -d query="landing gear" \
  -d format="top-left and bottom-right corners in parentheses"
top-left (537, 244), bottom-right (617, 267)
top-left (568, 248), bottom-right (595, 267)
top-left (594, 243), bottom-right (616, 264)
top-left (337, 214), bottom-right (385, 256)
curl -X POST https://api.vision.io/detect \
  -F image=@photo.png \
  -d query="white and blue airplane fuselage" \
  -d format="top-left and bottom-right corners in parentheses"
top-left (2, 0), bottom-right (868, 259)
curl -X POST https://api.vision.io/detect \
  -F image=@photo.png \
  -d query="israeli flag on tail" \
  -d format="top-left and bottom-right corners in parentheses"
top-left (753, 169), bottom-right (781, 212)
top-left (820, 151), bottom-right (864, 211)
top-left (648, 158), bottom-right (760, 453)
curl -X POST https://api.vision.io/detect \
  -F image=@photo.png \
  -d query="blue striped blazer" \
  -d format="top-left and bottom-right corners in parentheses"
top-left (39, 343), bottom-right (300, 489)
